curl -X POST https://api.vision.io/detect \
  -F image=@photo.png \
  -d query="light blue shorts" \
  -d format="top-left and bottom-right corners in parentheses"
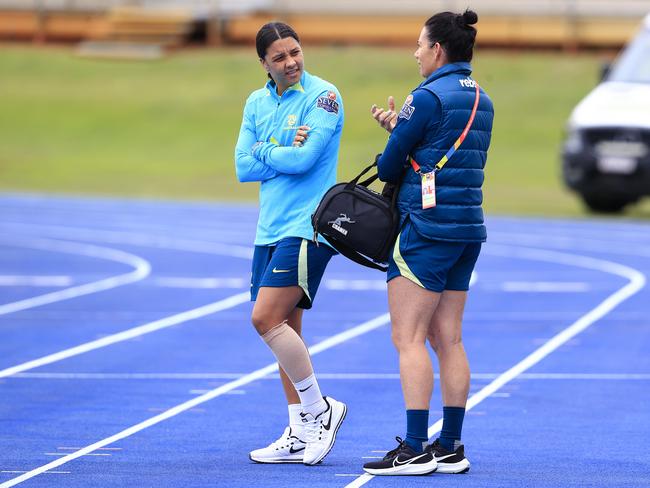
top-left (387, 220), bottom-right (481, 293)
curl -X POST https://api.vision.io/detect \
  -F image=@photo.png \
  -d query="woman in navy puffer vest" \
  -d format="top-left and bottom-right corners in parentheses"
top-left (362, 10), bottom-right (494, 477)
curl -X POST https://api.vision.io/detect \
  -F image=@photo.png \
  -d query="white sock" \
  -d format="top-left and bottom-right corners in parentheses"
top-left (288, 404), bottom-right (304, 438)
top-left (293, 374), bottom-right (327, 416)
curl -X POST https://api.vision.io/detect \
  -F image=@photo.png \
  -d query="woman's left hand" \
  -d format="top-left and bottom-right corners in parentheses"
top-left (292, 125), bottom-right (311, 146)
top-left (371, 96), bottom-right (398, 133)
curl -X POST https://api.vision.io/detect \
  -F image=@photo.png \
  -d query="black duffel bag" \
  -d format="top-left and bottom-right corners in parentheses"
top-left (311, 158), bottom-right (400, 271)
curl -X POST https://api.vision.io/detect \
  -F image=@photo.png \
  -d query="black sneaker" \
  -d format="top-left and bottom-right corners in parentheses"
top-left (427, 438), bottom-right (470, 474)
top-left (363, 437), bottom-right (437, 476)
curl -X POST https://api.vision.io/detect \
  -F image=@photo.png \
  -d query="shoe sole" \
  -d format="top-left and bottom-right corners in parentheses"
top-left (249, 454), bottom-right (304, 464)
top-left (303, 402), bottom-right (347, 466)
top-left (435, 459), bottom-right (470, 474)
top-left (363, 460), bottom-right (438, 476)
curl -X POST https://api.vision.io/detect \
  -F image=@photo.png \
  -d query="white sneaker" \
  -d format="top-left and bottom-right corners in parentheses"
top-left (249, 427), bottom-right (306, 464)
top-left (301, 396), bottom-right (347, 465)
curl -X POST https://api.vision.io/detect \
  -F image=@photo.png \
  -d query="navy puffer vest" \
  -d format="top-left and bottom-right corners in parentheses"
top-left (399, 62), bottom-right (494, 242)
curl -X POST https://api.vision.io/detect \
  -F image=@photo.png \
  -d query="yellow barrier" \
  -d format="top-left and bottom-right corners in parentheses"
top-left (0, 10), bottom-right (643, 48)
top-left (223, 14), bottom-right (642, 48)
top-left (0, 11), bottom-right (107, 41)
top-left (0, 8), bottom-right (191, 45)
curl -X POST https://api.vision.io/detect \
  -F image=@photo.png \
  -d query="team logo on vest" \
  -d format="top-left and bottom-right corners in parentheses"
top-left (317, 91), bottom-right (339, 114)
top-left (328, 213), bottom-right (355, 235)
top-left (398, 94), bottom-right (415, 120)
top-left (459, 78), bottom-right (477, 88)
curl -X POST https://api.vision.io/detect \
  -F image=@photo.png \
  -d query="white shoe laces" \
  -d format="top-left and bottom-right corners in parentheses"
top-left (302, 417), bottom-right (320, 443)
top-left (302, 407), bottom-right (328, 443)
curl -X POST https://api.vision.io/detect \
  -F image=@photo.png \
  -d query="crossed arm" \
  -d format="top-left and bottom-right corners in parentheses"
top-left (235, 94), bottom-right (340, 182)
top-left (234, 106), bottom-right (280, 183)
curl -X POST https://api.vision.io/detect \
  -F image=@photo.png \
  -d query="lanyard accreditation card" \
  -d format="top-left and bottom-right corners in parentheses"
top-left (421, 171), bottom-right (436, 209)
top-left (410, 80), bottom-right (481, 210)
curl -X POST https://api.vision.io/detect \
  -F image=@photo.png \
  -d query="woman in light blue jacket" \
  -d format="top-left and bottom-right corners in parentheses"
top-left (234, 22), bottom-right (346, 467)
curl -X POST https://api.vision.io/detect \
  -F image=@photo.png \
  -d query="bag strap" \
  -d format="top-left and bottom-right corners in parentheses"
top-left (410, 81), bottom-right (480, 174)
top-left (347, 152), bottom-right (386, 189)
top-left (321, 233), bottom-right (389, 272)
top-left (346, 161), bottom-right (378, 189)
top-left (354, 166), bottom-right (401, 210)
top-left (358, 172), bottom-right (380, 187)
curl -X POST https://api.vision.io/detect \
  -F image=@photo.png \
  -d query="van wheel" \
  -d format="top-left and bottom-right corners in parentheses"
top-left (581, 193), bottom-right (630, 213)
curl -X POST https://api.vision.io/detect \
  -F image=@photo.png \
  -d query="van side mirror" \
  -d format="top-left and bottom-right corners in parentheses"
top-left (600, 62), bottom-right (611, 81)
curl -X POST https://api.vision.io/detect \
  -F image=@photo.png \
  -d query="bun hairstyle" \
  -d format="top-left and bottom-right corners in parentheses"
top-left (458, 10), bottom-right (478, 26)
top-left (255, 22), bottom-right (300, 60)
top-left (424, 9), bottom-right (478, 62)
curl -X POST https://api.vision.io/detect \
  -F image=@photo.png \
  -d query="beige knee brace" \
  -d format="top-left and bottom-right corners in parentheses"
top-left (261, 321), bottom-right (313, 383)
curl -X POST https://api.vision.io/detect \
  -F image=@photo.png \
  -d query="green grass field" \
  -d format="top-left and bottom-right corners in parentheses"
top-left (1, 44), bottom-right (648, 217)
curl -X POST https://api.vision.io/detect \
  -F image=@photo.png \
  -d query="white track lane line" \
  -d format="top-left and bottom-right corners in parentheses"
top-left (0, 237), bottom-right (150, 316)
top-left (0, 276), bottom-right (73, 287)
top-left (0, 219), bottom-right (253, 242)
top-left (490, 231), bottom-right (650, 259)
top-left (0, 472), bottom-right (69, 475)
top-left (346, 245), bottom-right (645, 487)
top-left (325, 272), bottom-right (476, 291)
top-left (501, 281), bottom-right (590, 292)
top-left (11, 372), bottom-right (650, 380)
top-left (0, 313), bottom-right (391, 487)
top-left (154, 277), bottom-right (247, 288)
top-left (0, 292), bottom-right (250, 379)
top-left (0, 222), bottom-right (254, 259)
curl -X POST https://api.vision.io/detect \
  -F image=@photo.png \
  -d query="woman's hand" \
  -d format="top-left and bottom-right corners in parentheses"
top-left (371, 96), bottom-right (397, 133)
top-left (292, 125), bottom-right (311, 146)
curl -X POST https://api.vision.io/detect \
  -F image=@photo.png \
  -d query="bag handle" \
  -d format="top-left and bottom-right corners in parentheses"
top-left (346, 161), bottom-right (378, 189)
top-left (411, 81), bottom-right (480, 174)
top-left (321, 233), bottom-right (389, 272)
top-left (346, 153), bottom-right (386, 189)
top-left (352, 154), bottom-right (402, 209)
top-left (358, 173), bottom-right (380, 187)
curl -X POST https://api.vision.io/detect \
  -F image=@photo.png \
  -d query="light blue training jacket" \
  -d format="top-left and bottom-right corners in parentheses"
top-left (235, 71), bottom-right (344, 246)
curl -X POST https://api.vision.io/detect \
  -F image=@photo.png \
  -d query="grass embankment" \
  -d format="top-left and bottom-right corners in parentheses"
top-left (1, 45), bottom-right (647, 216)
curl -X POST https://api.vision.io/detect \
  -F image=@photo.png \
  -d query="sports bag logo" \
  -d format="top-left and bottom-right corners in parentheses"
top-left (310, 157), bottom-right (401, 271)
top-left (328, 213), bottom-right (356, 236)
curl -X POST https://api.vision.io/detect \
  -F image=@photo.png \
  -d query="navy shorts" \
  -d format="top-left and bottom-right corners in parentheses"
top-left (387, 220), bottom-right (481, 293)
top-left (251, 237), bottom-right (336, 309)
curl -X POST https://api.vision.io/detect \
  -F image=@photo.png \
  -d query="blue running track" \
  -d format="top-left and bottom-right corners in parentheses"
top-left (0, 193), bottom-right (649, 487)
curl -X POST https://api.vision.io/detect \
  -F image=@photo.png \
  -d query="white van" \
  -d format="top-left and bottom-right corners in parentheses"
top-left (562, 13), bottom-right (650, 213)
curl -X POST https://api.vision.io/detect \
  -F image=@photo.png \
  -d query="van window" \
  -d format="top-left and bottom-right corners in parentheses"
top-left (608, 30), bottom-right (650, 83)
